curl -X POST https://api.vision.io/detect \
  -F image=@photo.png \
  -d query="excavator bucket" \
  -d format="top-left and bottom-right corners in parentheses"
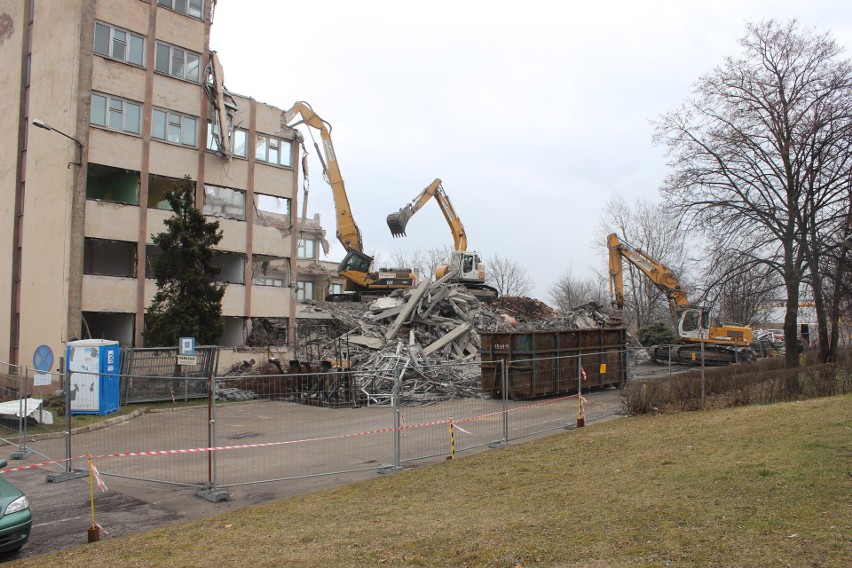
top-left (387, 206), bottom-right (413, 237)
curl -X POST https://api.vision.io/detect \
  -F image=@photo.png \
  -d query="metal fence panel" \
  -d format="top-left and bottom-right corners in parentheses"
top-left (120, 346), bottom-right (218, 404)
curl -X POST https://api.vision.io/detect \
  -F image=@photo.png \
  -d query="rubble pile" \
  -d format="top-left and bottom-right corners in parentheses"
top-left (491, 296), bottom-right (556, 323)
top-left (224, 278), bottom-right (617, 404)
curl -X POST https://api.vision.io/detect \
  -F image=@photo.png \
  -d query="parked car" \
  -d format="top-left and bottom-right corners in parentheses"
top-left (0, 459), bottom-right (32, 554)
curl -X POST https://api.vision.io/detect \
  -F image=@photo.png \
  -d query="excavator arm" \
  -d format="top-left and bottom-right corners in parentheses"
top-left (283, 101), bottom-right (363, 253)
top-left (386, 178), bottom-right (468, 251)
top-left (607, 233), bottom-right (689, 313)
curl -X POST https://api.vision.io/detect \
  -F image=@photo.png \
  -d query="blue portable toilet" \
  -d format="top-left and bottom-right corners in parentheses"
top-left (66, 339), bottom-right (120, 415)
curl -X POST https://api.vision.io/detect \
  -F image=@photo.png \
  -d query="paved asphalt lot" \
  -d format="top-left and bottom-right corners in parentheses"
top-left (0, 386), bottom-right (628, 563)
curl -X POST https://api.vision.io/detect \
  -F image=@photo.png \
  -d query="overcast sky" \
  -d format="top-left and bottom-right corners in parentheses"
top-left (209, 1), bottom-right (851, 303)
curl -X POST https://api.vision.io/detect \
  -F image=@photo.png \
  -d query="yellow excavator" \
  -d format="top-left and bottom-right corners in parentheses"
top-left (607, 233), bottom-right (755, 365)
top-left (386, 178), bottom-right (499, 301)
top-left (284, 101), bottom-right (416, 300)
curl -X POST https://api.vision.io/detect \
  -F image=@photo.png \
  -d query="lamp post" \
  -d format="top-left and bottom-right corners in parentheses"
top-left (30, 117), bottom-right (87, 349)
top-left (32, 119), bottom-right (83, 167)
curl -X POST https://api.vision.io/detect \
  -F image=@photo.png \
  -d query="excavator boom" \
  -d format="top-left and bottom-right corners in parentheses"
top-left (607, 233), bottom-right (689, 313)
top-left (387, 178), bottom-right (467, 251)
top-left (284, 101), bottom-right (363, 253)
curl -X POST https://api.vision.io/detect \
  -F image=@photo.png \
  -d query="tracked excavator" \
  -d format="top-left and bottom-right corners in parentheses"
top-left (284, 101), bottom-right (416, 300)
top-left (607, 233), bottom-right (755, 365)
top-left (386, 178), bottom-right (499, 302)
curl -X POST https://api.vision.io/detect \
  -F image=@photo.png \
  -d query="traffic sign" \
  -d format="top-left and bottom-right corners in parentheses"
top-left (33, 344), bottom-right (53, 372)
top-left (33, 344), bottom-right (54, 386)
top-left (177, 355), bottom-right (197, 366)
top-left (179, 337), bottom-right (196, 355)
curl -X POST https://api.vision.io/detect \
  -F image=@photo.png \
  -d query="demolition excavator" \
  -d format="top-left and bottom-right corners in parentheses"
top-left (607, 233), bottom-right (755, 365)
top-left (386, 178), bottom-right (499, 301)
top-left (283, 101), bottom-right (416, 300)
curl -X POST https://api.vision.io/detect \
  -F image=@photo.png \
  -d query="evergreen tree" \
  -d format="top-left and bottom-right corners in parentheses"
top-left (144, 176), bottom-right (225, 347)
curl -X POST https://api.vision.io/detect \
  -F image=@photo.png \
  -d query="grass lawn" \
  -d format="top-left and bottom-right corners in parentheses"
top-left (10, 395), bottom-right (851, 567)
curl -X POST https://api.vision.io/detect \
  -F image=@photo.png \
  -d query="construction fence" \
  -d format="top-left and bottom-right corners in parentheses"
top-left (0, 349), bottom-right (627, 499)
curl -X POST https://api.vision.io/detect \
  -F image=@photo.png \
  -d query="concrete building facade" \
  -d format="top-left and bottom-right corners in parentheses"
top-left (1, 0), bottom-right (310, 367)
top-left (295, 214), bottom-right (345, 302)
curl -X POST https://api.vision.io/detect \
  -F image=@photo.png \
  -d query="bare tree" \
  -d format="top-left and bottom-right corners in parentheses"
top-left (705, 249), bottom-right (782, 325)
top-left (415, 247), bottom-right (454, 283)
top-left (485, 255), bottom-right (533, 297)
top-left (655, 20), bottom-right (852, 366)
top-left (548, 269), bottom-right (608, 313)
top-left (805, 210), bottom-right (852, 361)
top-left (597, 196), bottom-right (689, 329)
top-left (389, 246), bottom-right (453, 282)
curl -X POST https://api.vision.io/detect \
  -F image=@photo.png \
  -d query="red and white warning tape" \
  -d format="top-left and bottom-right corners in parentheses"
top-left (0, 393), bottom-right (589, 473)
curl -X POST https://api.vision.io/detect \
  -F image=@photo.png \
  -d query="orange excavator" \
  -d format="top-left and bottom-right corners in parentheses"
top-left (283, 101), bottom-right (416, 300)
top-left (607, 233), bottom-right (754, 364)
top-left (387, 178), bottom-right (498, 301)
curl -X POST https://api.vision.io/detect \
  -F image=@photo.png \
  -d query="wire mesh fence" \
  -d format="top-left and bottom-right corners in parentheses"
top-left (2, 350), bottom-right (628, 498)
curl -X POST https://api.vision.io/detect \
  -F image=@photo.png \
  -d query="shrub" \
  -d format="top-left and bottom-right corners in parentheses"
top-left (637, 322), bottom-right (675, 346)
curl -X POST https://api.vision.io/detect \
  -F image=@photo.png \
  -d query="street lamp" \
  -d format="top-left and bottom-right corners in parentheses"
top-left (32, 118), bottom-right (83, 167)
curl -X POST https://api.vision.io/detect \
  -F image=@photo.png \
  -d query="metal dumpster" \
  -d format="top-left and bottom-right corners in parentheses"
top-left (480, 328), bottom-right (627, 399)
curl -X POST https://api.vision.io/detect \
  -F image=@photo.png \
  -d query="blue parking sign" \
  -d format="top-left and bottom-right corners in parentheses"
top-left (179, 337), bottom-right (196, 355)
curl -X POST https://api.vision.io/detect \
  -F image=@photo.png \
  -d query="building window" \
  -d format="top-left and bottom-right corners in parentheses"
top-left (296, 281), bottom-right (314, 301)
top-left (297, 238), bottom-right (316, 259)
top-left (87, 163), bottom-right (140, 205)
top-left (152, 108), bottom-right (197, 147)
top-left (82, 312), bottom-right (136, 346)
top-left (254, 194), bottom-right (291, 228)
top-left (330, 283), bottom-right (343, 295)
top-left (148, 174), bottom-right (195, 210)
top-left (154, 41), bottom-right (200, 82)
top-left (90, 93), bottom-right (141, 134)
top-left (251, 256), bottom-right (289, 287)
top-left (206, 123), bottom-right (247, 157)
top-left (94, 21), bottom-right (145, 66)
top-left (158, 0), bottom-right (204, 19)
top-left (254, 134), bottom-right (292, 167)
top-left (145, 245), bottom-right (162, 279)
top-left (84, 238), bottom-right (137, 277)
top-left (211, 252), bottom-right (245, 284)
top-left (203, 184), bottom-right (245, 220)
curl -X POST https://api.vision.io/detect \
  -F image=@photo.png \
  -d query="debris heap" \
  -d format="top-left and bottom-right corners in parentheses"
top-left (225, 279), bottom-right (616, 404)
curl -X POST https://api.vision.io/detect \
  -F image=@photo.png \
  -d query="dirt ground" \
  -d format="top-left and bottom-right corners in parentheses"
top-left (0, 386), bottom-right (628, 562)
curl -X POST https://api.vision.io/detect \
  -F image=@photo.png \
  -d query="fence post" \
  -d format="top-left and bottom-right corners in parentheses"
top-left (490, 359), bottom-right (510, 447)
top-left (196, 369), bottom-right (229, 502)
top-left (379, 360), bottom-right (405, 473)
top-left (46, 356), bottom-right (88, 482)
top-left (11, 367), bottom-right (32, 459)
top-left (502, 360), bottom-right (509, 443)
top-left (393, 362), bottom-right (402, 469)
top-left (577, 353), bottom-right (585, 428)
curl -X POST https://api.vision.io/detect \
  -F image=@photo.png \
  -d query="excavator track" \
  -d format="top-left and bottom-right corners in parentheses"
top-left (464, 284), bottom-right (500, 303)
top-left (650, 343), bottom-right (756, 366)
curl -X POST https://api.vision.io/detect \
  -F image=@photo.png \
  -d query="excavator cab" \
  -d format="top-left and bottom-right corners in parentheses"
top-left (676, 307), bottom-right (711, 341)
top-left (338, 250), bottom-right (373, 274)
top-left (444, 250), bottom-right (483, 283)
